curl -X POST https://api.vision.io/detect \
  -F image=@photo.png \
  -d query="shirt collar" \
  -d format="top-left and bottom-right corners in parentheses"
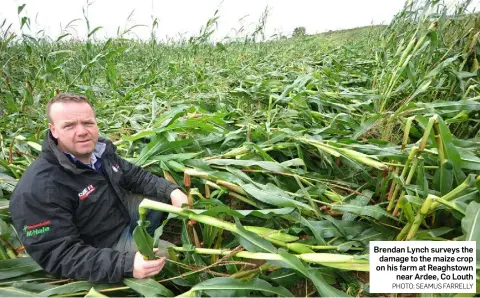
top-left (63, 142), bottom-right (106, 170)
top-left (64, 152), bottom-right (97, 169)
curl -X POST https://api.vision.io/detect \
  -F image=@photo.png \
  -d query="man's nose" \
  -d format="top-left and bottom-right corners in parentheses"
top-left (76, 124), bottom-right (89, 135)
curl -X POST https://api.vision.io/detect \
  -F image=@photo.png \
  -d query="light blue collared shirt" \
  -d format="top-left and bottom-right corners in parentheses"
top-left (63, 142), bottom-right (106, 172)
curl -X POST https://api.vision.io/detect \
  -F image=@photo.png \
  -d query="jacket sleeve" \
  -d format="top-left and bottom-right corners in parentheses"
top-left (116, 155), bottom-right (180, 203)
top-left (9, 182), bottom-right (135, 283)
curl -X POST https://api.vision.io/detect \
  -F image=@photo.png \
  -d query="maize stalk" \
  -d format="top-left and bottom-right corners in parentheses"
top-left (138, 200), bottom-right (300, 251)
top-left (230, 263), bottom-right (276, 280)
top-left (205, 183), bottom-right (211, 198)
top-left (396, 222), bottom-right (412, 241)
top-left (386, 116), bottom-right (414, 203)
top-left (181, 167), bottom-right (258, 208)
top-left (335, 146), bottom-right (388, 171)
top-left (406, 195), bottom-right (435, 240)
top-left (310, 245), bottom-right (362, 251)
top-left (216, 180), bottom-right (247, 195)
top-left (431, 196), bottom-right (465, 215)
top-left (433, 120), bottom-right (445, 164)
top-left (389, 115), bottom-right (436, 214)
top-left (392, 156), bottom-right (419, 216)
top-left (323, 190), bottom-right (344, 202)
top-left (299, 137), bottom-right (387, 170)
top-left (387, 147), bottom-right (417, 212)
top-left (183, 172), bottom-right (200, 247)
top-left (229, 192), bottom-right (259, 208)
top-left (0, 244), bottom-right (8, 260)
top-left (170, 247), bottom-right (369, 272)
top-left (430, 174), bottom-right (480, 210)
top-left (163, 170), bottom-right (178, 185)
top-left (244, 226), bottom-right (298, 243)
top-left (416, 115), bottom-right (437, 156)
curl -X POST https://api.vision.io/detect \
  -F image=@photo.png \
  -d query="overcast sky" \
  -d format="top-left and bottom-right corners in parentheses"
top-left (0, 0), bottom-right (440, 41)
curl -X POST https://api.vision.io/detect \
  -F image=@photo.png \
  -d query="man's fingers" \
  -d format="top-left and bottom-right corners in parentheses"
top-left (145, 266), bottom-right (163, 277)
top-left (133, 252), bottom-right (166, 279)
top-left (144, 259), bottom-right (166, 277)
top-left (157, 256), bottom-right (166, 268)
top-left (142, 257), bottom-right (166, 269)
top-left (143, 269), bottom-right (160, 277)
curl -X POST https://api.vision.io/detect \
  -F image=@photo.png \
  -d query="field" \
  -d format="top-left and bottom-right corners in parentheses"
top-left (0, 0), bottom-right (479, 296)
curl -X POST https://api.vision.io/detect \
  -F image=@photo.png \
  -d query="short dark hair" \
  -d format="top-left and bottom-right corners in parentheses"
top-left (46, 93), bottom-right (94, 123)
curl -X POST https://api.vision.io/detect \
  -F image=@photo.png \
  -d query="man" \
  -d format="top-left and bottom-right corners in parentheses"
top-left (9, 93), bottom-right (188, 283)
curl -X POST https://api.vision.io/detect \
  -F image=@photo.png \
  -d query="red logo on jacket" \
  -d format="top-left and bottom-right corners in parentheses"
top-left (78, 185), bottom-right (95, 200)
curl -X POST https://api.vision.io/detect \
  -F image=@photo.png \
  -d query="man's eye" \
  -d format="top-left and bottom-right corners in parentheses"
top-left (64, 124), bottom-right (73, 129)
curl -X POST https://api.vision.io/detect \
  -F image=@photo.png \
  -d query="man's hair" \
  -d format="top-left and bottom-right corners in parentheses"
top-left (46, 93), bottom-right (94, 123)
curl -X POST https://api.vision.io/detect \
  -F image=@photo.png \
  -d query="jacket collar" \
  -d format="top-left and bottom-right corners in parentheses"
top-left (42, 130), bottom-right (114, 174)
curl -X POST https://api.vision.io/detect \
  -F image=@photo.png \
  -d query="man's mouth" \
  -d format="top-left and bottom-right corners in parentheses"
top-left (77, 140), bottom-right (91, 144)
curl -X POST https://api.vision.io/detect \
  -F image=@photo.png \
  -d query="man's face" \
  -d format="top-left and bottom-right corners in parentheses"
top-left (48, 101), bottom-right (99, 163)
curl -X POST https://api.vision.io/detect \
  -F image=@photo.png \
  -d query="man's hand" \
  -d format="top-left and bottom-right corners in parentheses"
top-left (133, 251), bottom-right (166, 279)
top-left (170, 189), bottom-right (189, 208)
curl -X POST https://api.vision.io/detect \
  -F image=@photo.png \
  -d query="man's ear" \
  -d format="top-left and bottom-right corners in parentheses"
top-left (49, 123), bottom-right (58, 139)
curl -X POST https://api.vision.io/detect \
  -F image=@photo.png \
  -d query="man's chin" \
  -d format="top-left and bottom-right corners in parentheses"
top-left (75, 147), bottom-right (95, 156)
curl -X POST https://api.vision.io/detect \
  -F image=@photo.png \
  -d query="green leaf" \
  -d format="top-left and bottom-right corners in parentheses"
top-left (332, 204), bottom-right (401, 222)
top-left (408, 79), bottom-right (431, 101)
top-left (399, 197), bottom-right (415, 223)
top-left (234, 220), bottom-right (277, 253)
top-left (415, 228), bottom-right (453, 240)
top-left (440, 160), bottom-right (454, 196)
top-left (231, 207), bottom-right (295, 218)
top-left (153, 105), bottom-right (189, 129)
top-left (123, 278), bottom-right (174, 297)
top-left (38, 281), bottom-right (113, 297)
top-left (207, 159), bottom-right (290, 173)
top-left (190, 205), bottom-right (244, 218)
top-left (342, 190), bottom-right (372, 221)
top-left (415, 159), bottom-right (429, 198)
top-left (0, 287), bottom-right (36, 297)
top-left (190, 204), bottom-right (297, 221)
top-left (18, 4), bottom-right (26, 15)
top-left (292, 213), bottom-right (327, 245)
top-left (0, 218), bottom-right (10, 239)
top-left (350, 226), bottom-right (391, 245)
top-left (85, 287), bottom-right (108, 297)
top-left (265, 268), bottom-right (302, 287)
top-left (277, 249), bottom-right (349, 297)
top-left (135, 138), bottom-right (195, 166)
top-left (150, 153), bottom-right (201, 163)
top-left (352, 114), bottom-right (381, 140)
top-left (179, 277), bottom-right (293, 297)
top-left (437, 117), bottom-right (466, 184)
top-left (88, 26), bottom-right (103, 38)
top-left (122, 107), bottom-right (188, 142)
top-left (0, 200), bottom-right (9, 209)
top-left (12, 281), bottom-right (54, 293)
top-left (457, 148), bottom-right (480, 170)
top-left (243, 183), bottom-right (313, 212)
top-left (20, 16), bottom-right (30, 30)
top-left (0, 258), bottom-right (43, 280)
top-left (416, 100), bottom-right (480, 112)
top-left (47, 50), bottom-right (74, 58)
top-left (461, 201), bottom-right (480, 266)
top-left (244, 226), bottom-right (298, 242)
top-left (132, 223), bottom-right (155, 260)
top-left (55, 33), bottom-right (71, 42)
top-left (307, 220), bottom-right (370, 239)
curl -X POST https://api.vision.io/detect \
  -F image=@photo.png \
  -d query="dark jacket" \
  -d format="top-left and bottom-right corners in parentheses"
top-left (9, 131), bottom-right (179, 283)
